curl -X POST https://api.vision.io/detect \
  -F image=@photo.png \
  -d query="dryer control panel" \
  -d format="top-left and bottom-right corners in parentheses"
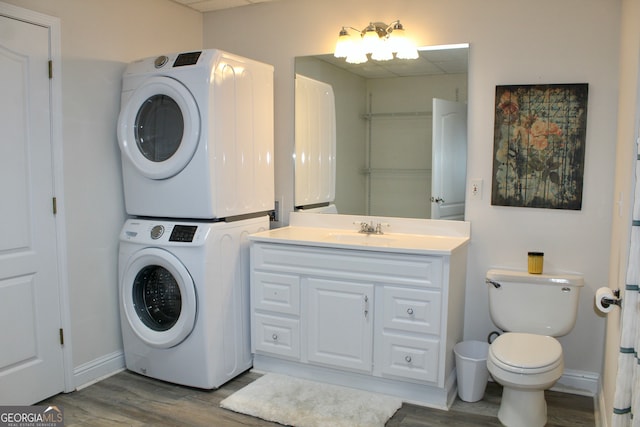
top-left (173, 51), bottom-right (202, 67)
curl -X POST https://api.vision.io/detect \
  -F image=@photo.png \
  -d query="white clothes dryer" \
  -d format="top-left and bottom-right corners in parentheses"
top-left (117, 49), bottom-right (274, 219)
top-left (118, 215), bottom-right (268, 389)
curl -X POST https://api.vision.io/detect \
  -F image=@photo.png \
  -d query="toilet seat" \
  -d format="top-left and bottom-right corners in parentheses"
top-left (490, 332), bottom-right (562, 374)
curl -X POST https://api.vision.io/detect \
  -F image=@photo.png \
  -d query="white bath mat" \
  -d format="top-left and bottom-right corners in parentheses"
top-left (219, 373), bottom-right (402, 427)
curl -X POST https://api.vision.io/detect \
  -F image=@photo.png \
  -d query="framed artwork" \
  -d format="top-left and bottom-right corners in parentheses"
top-left (491, 83), bottom-right (588, 210)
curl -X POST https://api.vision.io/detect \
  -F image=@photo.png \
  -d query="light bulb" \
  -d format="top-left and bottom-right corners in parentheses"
top-left (389, 21), bottom-right (419, 59)
top-left (346, 49), bottom-right (368, 64)
top-left (361, 25), bottom-right (380, 55)
top-left (371, 40), bottom-right (393, 61)
top-left (387, 26), bottom-right (406, 53)
top-left (334, 28), bottom-right (352, 58)
top-left (395, 43), bottom-right (419, 60)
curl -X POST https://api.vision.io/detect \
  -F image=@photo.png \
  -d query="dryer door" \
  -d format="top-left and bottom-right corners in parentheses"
top-left (117, 76), bottom-right (200, 180)
top-left (121, 247), bottom-right (197, 348)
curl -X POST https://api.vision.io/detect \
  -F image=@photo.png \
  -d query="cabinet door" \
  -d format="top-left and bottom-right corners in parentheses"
top-left (306, 278), bottom-right (373, 373)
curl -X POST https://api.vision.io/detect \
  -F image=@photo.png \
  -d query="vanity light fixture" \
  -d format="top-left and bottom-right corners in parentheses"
top-left (334, 20), bottom-right (419, 64)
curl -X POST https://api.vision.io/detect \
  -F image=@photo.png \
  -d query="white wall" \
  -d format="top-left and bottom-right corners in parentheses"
top-left (2, 0), bottom-right (202, 384)
top-left (203, 0), bottom-right (620, 382)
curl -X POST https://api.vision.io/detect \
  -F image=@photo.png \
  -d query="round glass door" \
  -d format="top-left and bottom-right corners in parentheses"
top-left (121, 247), bottom-right (197, 348)
top-left (117, 76), bottom-right (200, 180)
top-left (134, 94), bottom-right (184, 163)
top-left (132, 264), bottom-right (182, 331)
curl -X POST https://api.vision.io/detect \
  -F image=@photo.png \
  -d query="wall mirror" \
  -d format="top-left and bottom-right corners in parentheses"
top-left (294, 44), bottom-right (469, 220)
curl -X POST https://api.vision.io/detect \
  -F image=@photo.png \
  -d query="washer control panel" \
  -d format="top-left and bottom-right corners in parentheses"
top-left (169, 225), bottom-right (197, 242)
top-left (120, 219), bottom-right (208, 245)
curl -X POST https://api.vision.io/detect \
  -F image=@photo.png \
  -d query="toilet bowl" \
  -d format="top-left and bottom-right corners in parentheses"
top-left (486, 269), bottom-right (583, 427)
top-left (487, 333), bottom-right (564, 426)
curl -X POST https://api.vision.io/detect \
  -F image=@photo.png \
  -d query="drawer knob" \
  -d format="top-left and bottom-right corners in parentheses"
top-left (272, 333), bottom-right (278, 341)
top-left (407, 308), bottom-right (414, 315)
top-left (405, 355), bottom-right (412, 363)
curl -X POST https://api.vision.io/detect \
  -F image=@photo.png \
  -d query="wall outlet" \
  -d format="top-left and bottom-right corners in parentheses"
top-left (471, 179), bottom-right (483, 200)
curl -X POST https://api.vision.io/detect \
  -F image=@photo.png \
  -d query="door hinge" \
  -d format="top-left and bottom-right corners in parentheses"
top-left (48, 60), bottom-right (53, 79)
top-left (59, 328), bottom-right (64, 345)
top-left (52, 197), bottom-right (57, 214)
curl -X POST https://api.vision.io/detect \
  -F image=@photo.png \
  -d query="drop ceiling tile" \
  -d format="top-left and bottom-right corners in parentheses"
top-left (172, 0), bottom-right (279, 12)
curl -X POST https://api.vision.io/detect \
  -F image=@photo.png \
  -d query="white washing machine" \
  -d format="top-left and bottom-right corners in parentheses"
top-left (117, 49), bottom-right (274, 219)
top-left (118, 215), bottom-right (268, 389)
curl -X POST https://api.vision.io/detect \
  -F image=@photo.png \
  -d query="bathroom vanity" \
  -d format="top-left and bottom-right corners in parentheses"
top-left (248, 212), bottom-right (470, 409)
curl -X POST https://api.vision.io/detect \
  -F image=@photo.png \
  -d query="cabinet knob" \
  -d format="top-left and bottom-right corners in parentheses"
top-left (272, 333), bottom-right (278, 341)
top-left (405, 355), bottom-right (412, 363)
top-left (407, 308), bottom-right (414, 315)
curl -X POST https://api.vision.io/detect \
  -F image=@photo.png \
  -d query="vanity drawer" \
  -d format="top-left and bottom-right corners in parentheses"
top-left (253, 313), bottom-right (300, 359)
top-left (379, 332), bottom-right (439, 383)
top-left (253, 243), bottom-right (443, 288)
top-left (382, 286), bottom-right (441, 335)
top-left (252, 271), bottom-right (300, 315)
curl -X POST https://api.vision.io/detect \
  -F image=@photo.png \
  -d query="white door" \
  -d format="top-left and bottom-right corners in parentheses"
top-left (305, 278), bottom-right (373, 373)
top-left (431, 99), bottom-right (467, 220)
top-left (0, 14), bottom-right (65, 404)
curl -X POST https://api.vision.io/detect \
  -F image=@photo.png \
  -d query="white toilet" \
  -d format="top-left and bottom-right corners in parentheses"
top-left (485, 268), bottom-right (583, 427)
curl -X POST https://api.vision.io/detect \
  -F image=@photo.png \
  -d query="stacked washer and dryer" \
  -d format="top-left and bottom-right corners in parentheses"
top-left (116, 50), bottom-right (274, 389)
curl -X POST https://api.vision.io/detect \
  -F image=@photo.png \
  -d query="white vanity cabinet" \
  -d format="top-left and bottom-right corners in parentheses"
top-left (249, 217), bottom-right (469, 410)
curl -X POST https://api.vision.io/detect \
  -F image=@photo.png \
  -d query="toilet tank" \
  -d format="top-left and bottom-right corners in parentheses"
top-left (486, 269), bottom-right (584, 336)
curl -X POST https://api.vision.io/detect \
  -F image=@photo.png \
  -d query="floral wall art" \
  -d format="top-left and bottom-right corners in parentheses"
top-left (491, 84), bottom-right (589, 210)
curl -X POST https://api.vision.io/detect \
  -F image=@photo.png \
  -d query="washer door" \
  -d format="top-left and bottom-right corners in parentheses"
top-left (117, 76), bottom-right (200, 180)
top-left (121, 247), bottom-right (197, 348)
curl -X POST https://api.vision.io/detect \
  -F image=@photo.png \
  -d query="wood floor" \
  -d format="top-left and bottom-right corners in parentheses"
top-left (40, 369), bottom-right (595, 426)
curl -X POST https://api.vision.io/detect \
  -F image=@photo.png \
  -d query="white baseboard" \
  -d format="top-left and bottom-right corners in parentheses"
top-left (552, 368), bottom-right (599, 396)
top-left (73, 350), bottom-right (125, 390)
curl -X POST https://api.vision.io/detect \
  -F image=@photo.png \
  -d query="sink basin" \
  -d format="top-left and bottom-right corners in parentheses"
top-left (325, 232), bottom-right (394, 246)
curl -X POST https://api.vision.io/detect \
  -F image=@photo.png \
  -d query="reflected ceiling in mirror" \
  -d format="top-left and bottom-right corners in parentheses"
top-left (294, 44), bottom-right (469, 220)
top-left (317, 44), bottom-right (468, 79)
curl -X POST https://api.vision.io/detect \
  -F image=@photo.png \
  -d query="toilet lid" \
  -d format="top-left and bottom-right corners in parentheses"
top-left (490, 332), bottom-right (562, 372)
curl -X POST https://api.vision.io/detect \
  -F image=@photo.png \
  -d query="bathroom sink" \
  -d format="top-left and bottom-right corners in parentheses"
top-left (249, 222), bottom-right (470, 255)
top-left (324, 232), bottom-right (394, 246)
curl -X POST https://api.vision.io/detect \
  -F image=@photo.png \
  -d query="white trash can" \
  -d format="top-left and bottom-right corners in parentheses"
top-left (454, 340), bottom-right (490, 402)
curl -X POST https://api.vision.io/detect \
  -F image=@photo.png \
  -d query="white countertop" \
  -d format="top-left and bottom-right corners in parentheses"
top-left (249, 225), bottom-right (470, 255)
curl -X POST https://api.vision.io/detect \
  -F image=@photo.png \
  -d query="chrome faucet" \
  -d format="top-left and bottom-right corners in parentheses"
top-left (354, 221), bottom-right (389, 235)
